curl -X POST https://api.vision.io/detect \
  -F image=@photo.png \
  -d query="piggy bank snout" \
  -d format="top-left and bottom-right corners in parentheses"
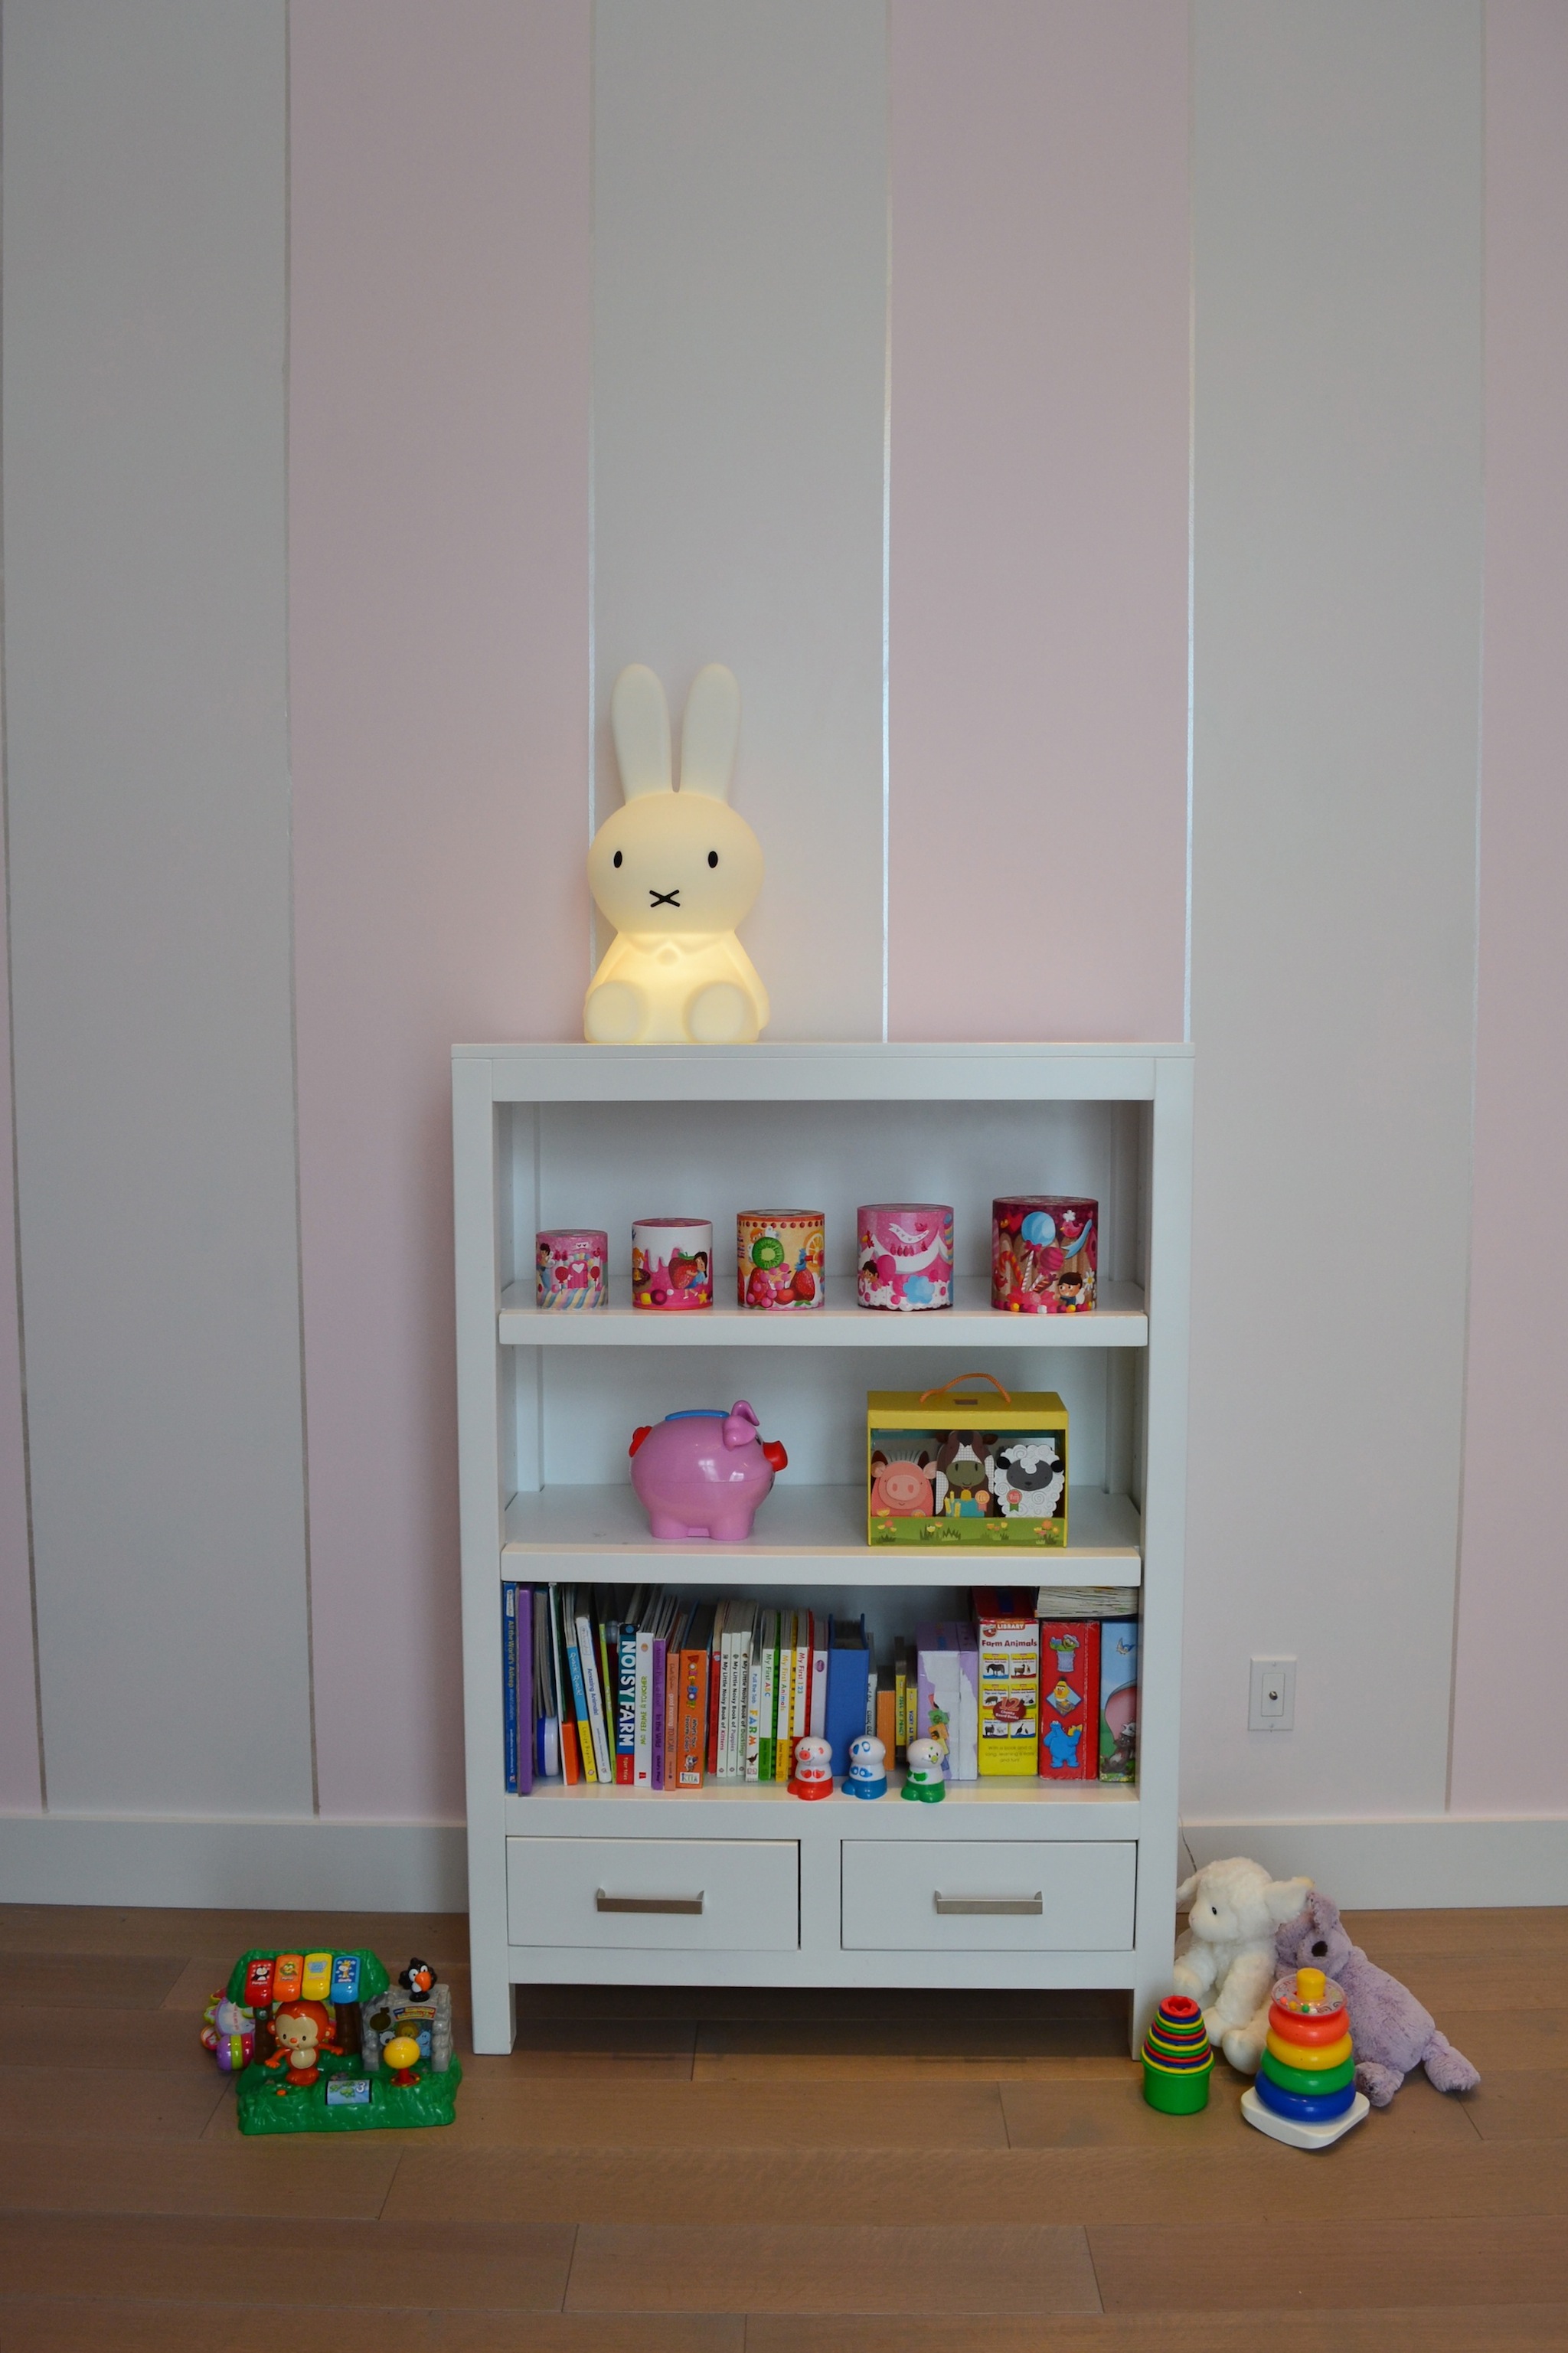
top-left (762, 1439), bottom-right (788, 1472)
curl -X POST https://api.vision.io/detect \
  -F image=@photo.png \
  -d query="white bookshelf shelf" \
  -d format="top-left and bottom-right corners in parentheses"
top-left (454, 1043), bottom-right (1191, 2053)
top-left (501, 1481), bottom-right (1141, 1587)
top-left (498, 1278), bottom-right (1148, 1348)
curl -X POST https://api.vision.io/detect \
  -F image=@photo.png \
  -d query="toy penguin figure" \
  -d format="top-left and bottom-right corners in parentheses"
top-left (843, 1734), bottom-right (887, 1799)
top-left (399, 1958), bottom-right (437, 2005)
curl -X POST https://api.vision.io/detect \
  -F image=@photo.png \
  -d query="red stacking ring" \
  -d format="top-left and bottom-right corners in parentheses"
top-left (1267, 2000), bottom-right (1348, 2047)
top-left (1158, 1997), bottom-right (1203, 2024)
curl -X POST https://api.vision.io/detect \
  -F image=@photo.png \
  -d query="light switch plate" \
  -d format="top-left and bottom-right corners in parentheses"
top-left (1249, 1655), bottom-right (1296, 1733)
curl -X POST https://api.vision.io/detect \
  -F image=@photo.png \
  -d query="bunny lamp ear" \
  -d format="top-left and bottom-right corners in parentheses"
top-left (612, 664), bottom-right (672, 801)
top-left (679, 663), bottom-right (740, 800)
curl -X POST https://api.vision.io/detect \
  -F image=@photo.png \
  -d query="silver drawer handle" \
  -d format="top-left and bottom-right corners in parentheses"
top-left (595, 1888), bottom-right (704, 1916)
top-left (933, 1891), bottom-right (1044, 1917)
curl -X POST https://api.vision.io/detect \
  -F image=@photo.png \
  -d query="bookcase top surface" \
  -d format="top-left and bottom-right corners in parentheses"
top-left (453, 1041), bottom-right (1191, 1105)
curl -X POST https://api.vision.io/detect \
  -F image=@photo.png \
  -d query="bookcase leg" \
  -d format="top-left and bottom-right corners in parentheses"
top-left (470, 1962), bottom-right (517, 2056)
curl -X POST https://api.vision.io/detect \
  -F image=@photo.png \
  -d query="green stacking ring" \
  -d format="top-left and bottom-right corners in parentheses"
top-left (1259, 2047), bottom-right (1356, 2099)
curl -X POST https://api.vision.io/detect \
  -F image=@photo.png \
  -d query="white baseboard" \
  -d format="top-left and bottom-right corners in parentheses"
top-left (1181, 1815), bottom-right (1568, 1908)
top-left (0, 1814), bottom-right (467, 1912)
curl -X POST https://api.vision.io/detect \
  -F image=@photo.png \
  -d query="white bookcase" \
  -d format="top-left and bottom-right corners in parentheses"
top-left (453, 1044), bottom-right (1191, 2055)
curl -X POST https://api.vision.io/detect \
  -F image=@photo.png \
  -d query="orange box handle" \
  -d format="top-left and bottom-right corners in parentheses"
top-left (917, 1371), bottom-right (1013, 1406)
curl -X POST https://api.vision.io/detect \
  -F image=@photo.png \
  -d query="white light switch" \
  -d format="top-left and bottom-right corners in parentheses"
top-left (1249, 1656), bottom-right (1296, 1733)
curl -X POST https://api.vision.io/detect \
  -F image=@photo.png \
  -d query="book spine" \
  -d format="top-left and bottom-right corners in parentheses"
top-left (1037, 1620), bottom-right (1098, 1782)
top-left (707, 1616), bottom-right (724, 1778)
top-left (679, 1644), bottom-right (708, 1787)
top-left (517, 1584), bottom-right (533, 1795)
top-left (775, 1613), bottom-right (793, 1784)
top-left (791, 1615), bottom-right (808, 1760)
top-left (614, 1625), bottom-right (636, 1787)
top-left (810, 1617), bottom-right (829, 1736)
top-left (893, 1634), bottom-right (909, 1766)
top-left (662, 1639), bottom-right (680, 1789)
top-left (575, 1603), bottom-right (612, 1782)
top-left (635, 1629), bottom-right (655, 1789)
top-left (755, 1616), bottom-right (775, 1783)
top-left (560, 1589), bottom-right (592, 1783)
top-left (501, 1583), bottom-right (519, 1794)
top-left (549, 1587), bottom-right (577, 1785)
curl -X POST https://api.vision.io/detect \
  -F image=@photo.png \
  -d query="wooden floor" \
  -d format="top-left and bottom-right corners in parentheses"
top-left (1, 1903), bottom-right (1565, 2349)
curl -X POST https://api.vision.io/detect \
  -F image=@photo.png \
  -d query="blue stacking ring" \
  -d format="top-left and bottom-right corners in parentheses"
top-left (1253, 2073), bottom-right (1356, 2125)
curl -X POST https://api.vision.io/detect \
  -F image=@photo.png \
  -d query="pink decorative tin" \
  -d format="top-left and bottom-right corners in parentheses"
top-left (856, 1204), bottom-right (954, 1311)
top-left (737, 1210), bottom-right (825, 1310)
top-left (536, 1229), bottom-right (608, 1310)
top-left (992, 1196), bottom-right (1097, 1314)
top-left (631, 1217), bottom-right (713, 1310)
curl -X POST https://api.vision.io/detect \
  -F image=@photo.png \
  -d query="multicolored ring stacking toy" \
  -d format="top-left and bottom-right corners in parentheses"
top-left (1241, 1966), bottom-right (1371, 2148)
top-left (1141, 1994), bottom-right (1214, 2113)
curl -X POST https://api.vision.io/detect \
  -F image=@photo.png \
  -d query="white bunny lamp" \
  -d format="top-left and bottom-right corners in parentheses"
top-left (584, 663), bottom-right (771, 1046)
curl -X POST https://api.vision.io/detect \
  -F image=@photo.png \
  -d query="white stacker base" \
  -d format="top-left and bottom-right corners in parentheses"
top-left (1241, 2084), bottom-right (1370, 2149)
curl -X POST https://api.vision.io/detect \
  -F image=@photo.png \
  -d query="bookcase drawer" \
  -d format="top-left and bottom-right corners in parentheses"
top-left (840, 1838), bottom-right (1136, 1951)
top-left (506, 1836), bottom-right (799, 1951)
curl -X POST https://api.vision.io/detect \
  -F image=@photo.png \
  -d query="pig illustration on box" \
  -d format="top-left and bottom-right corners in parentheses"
top-left (628, 1402), bottom-right (788, 1541)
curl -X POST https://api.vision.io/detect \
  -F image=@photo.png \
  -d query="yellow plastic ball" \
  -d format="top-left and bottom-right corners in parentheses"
top-left (383, 2035), bottom-right (421, 2073)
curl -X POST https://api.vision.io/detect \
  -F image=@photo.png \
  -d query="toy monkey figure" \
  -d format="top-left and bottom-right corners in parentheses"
top-left (264, 1998), bottom-right (341, 2092)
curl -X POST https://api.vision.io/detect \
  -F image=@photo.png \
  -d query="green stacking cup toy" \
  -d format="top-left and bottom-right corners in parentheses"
top-left (1142, 1993), bottom-right (1213, 2113)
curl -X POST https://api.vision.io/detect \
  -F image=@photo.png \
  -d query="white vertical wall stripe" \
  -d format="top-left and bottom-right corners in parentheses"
top-left (2, 0), bottom-right (313, 1815)
top-left (593, 0), bottom-right (888, 1042)
top-left (1185, 0), bottom-right (1483, 1821)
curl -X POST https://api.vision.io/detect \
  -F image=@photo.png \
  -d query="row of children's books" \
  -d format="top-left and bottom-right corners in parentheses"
top-left (501, 1583), bottom-right (1139, 1793)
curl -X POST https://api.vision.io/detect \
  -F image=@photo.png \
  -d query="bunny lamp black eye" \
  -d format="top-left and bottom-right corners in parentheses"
top-left (583, 663), bottom-right (770, 1047)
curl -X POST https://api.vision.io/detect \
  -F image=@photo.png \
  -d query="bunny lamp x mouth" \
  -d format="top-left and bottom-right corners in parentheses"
top-left (584, 664), bottom-right (770, 1047)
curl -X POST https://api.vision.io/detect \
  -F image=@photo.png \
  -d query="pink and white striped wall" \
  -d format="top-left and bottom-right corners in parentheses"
top-left (1, 0), bottom-right (1563, 1897)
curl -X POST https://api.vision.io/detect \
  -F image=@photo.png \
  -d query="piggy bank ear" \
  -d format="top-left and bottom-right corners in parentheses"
top-left (723, 1400), bottom-right (760, 1449)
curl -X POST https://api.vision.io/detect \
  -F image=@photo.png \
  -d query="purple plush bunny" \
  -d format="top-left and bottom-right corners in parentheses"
top-left (1275, 1892), bottom-right (1480, 2107)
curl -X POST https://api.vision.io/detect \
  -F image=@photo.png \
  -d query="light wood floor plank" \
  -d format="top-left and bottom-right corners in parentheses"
top-left (1386, 1954), bottom-right (1566, 2013)
top-left (0, 1952), bottom-right (188, 2010)
top-left (383, 2130), bottom-right (1568, 2231)
top-left (0, 2214), bottom-right (574, 2312)
top-left (1462, 2071), bottom-right (1568, 2142)
top-left (0, 2064), bottom-right (227, 2143)
top-left (0, 2304), bottom-right (742, 2353)
top-left (1002, 2066), bottom-right (1479, 2149)
top-left (1429, 2008), bottom-right (1567, 2071)
top-left (1089, 2215), bottom-right (1568, 2310)
top-left (1343, 1909), bottom-right (1568, 1958)
top-left (0, 2137), bottom-right (401, 2219)
top-left (743, 2311), bottom-right (1568, 2353)
top-left (567, 2223), bottom-right (1100, 2315)
top-left (0, 2005), bottom-right (211, 2072)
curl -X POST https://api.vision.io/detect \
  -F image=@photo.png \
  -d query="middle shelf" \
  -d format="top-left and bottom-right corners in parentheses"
top-left (499, 1277), bottom-right (1148, 1348)
top-left (501, 1482), bottom-right (1142, 1588)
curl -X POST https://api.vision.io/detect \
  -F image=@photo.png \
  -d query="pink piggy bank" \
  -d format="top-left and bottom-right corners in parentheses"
top-left (628, 1401), bottom-right (788, 1541)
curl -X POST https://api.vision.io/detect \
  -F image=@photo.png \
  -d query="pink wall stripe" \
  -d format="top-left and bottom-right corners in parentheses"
top-left (887, 0), bottom-right (1189, 1044)
top-left (0, 825), bottom-right (41, 1812)
top-left (289, 2), bottom-right (591, 1820)
top-left (1449, 0), bottom-right (1568, 1812)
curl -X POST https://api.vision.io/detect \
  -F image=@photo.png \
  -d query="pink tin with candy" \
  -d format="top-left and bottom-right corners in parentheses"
top-left (536, 1229), bottom-right (608, 1310)
top-left (632, 1218), bottom-right (713, 1309)
top-left (856, 1204), bottom-right (954, 1311)
top-left (991, 1196), bottom-right (1097, 1314)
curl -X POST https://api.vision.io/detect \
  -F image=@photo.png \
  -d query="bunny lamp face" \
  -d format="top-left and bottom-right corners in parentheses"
top-left (587, 790), bottom-right (762, 940)
top-left (583, 664), bottom-right (771, 1047)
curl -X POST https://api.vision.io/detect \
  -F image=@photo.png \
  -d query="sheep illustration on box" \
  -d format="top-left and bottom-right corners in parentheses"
top-left (584, 663), bottom-right (770, 1046)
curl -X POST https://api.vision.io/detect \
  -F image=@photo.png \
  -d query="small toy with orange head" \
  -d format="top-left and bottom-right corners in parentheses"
top-left (1241, 1965), bottom-right (1371, 2148)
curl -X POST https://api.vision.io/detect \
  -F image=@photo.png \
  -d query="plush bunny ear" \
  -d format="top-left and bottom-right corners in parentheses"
top-left (612, 665), bottom-right (672, 800)
top-left (1174, 1872), bottom-right (1200, 1908)
top-left (678, 663), bottom-right (740, 800)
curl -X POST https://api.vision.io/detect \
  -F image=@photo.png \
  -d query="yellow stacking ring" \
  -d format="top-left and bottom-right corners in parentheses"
top-left (1265, 2027), bottom-right (1353, 2072)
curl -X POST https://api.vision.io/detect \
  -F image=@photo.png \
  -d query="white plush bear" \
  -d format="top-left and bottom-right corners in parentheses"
top-left (583, 663), bottom-right (769, 1046)
top-left (1172, 1856), bottom-right (1313, 2074)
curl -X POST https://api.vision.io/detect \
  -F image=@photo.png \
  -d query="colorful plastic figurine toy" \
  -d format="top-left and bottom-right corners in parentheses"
top-left (901, 1737), bottom-right (947, 1802)
top-left (789, 1734), bottom-right (835, 1799)
top-left (1241, 1966), bottom-right (1372, 2149)
top-left (224, 1946), bottom-right (461, 2136)
top-left (199, 1994), bottom-right (255, 2074)
top-left (843, 1734), bottom-right (887, 1799)
top-left (628, 1402), bottom-right (787, 1541)
top-left (1141, 1995), bottom-right (1214, 2113)
top-left (398, 1958), bottom-right (437, 2005)
top-left (583, 662), bottom-right (769, 1045)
